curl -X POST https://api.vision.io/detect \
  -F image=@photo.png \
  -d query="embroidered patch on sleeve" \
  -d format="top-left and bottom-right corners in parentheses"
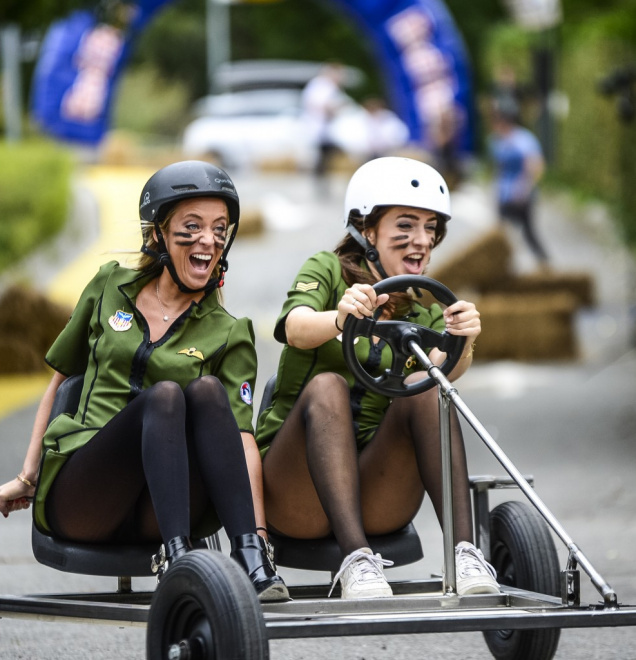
top-left (240, 382), bottom-right (253, 405)
top-left (295, 281), bottom-right (320, 292)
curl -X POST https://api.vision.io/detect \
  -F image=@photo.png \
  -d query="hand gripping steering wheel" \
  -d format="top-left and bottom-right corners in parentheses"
top-left (341, 275), bottom-right (465, 397)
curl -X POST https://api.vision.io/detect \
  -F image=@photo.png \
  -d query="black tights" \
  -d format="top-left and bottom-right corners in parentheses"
top-left (271, 372), bottom-right (472, 555)
top-left (46, 376), bottom-right (255, 545)
top-left (500, 200), bottom-right (548, 263)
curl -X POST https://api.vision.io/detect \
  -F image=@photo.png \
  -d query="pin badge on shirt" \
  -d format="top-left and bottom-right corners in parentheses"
top-left (178, 347), bottom-right (204, 361)
top-left (108, 310), bottom-right (133, 332)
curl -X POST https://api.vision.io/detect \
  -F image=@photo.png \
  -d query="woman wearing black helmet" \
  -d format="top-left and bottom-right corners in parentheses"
top-left (0, 160), bottom-right (288, 602)
top-left (256, 157), bottom-right (499, 600)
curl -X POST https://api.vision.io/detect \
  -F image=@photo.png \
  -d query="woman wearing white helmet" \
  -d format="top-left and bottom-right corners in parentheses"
top-left (256, 157), bottom-right (498, 599)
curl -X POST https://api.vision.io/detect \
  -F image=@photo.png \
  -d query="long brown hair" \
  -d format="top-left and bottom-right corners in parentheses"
top-left (334, 206), bottom-right (448, 317)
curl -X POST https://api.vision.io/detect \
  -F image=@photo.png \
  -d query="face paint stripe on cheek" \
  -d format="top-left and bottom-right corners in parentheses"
top-left (173, 232), bottom-right (193, 239)
top-left (175, 240), bottom-right (196, 247)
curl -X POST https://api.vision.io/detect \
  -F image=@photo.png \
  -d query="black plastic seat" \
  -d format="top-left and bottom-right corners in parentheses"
top-left (32, 375), bottom-right (157, 579)
top-left (33, 373), bottom-right (424, 580)
top-left (269, 525), bottom-right (423, 572)
top-left (258, 375), bottom-right (424, 571)
top-left (32, 525), bottom-right (158, 577)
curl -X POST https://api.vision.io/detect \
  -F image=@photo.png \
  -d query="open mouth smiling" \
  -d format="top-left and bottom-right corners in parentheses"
top-left (403, 253), bottom-right (424, 273)
top-left (190, 253), bottom-right (212, 272)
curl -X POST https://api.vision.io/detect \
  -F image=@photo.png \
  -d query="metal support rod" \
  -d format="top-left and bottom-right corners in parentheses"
top-left (206, 0), bottom-right (231, 94)
top-left (1, 24), bottom-right (22, 142)
top-left (409, 341), bottom-right (618, 607)
top-left (439, 387), bottom-right (456, 593)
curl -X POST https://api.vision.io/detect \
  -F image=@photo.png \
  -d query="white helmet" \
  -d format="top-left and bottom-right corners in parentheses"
top-left (343, 157), bottom-right (451, 226)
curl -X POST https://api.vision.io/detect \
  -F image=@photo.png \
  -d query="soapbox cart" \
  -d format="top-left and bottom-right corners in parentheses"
top-left (2, 275), bottom-right (636, 659)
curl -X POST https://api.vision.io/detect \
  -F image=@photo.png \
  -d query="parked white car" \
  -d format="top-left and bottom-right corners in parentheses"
top-left (181, 60), bottom-right (409, 171)
top-left (183, 89), bottom-right (312, 169)
top-left (182, 88), bottom-right (379, 170)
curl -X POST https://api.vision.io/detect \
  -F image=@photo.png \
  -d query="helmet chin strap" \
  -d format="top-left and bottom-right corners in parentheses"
top-left (346, 223), bottom-right (389, 280)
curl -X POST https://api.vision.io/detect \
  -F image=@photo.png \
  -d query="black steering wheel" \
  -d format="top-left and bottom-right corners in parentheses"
top-left (341, 275), bottom-right (466, 397)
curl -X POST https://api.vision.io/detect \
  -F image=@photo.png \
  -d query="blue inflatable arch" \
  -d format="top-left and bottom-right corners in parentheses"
top-left (327, 0), bottom-right (474, 153)
top-left (31, 0), bottom-right (473, 152)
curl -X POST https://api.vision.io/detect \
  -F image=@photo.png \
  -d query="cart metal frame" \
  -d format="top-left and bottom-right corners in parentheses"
top-left (2, 275), bottom-right (636, 657)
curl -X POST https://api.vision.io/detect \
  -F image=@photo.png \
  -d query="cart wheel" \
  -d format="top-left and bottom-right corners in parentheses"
top-left (146, 549), bottom-right (269, 660)
top-left (483, 501), bottom-right (561, 660)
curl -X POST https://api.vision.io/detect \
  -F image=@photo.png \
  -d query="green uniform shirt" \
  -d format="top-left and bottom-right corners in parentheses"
top-left (35, 261), bottom-right (257, 534)
top-left (255, 251), bottom-right (445, 456)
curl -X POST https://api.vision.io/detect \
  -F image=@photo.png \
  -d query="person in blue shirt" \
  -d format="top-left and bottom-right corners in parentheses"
top-left (488, 98), bottom-right (548, 267)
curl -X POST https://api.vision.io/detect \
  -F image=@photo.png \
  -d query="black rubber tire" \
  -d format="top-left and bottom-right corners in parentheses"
top-left (483, 501), bottom-right (561, 660)
top-left (146, 549), bottom-right (269, 660)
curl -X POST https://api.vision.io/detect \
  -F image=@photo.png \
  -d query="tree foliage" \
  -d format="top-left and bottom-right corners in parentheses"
top-left (132, 0), bottom-right (507, 103)
top-left (0, 0), bottom-right (89, 31)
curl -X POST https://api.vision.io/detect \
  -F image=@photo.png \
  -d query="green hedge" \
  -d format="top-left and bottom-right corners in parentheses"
top-left (0, 140), bottom-right (73, 271)
top-left (557, 31), bottom-right (636, 248)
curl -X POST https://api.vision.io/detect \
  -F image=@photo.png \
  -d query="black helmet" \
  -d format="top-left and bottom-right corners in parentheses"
top-left (139, 160), bottom-right (240, 226)
top-left (139, 160), bottom-right (240, 294)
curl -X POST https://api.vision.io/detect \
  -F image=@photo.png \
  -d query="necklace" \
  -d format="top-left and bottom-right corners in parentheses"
top-left (155, 281), bottom-right (180, 322)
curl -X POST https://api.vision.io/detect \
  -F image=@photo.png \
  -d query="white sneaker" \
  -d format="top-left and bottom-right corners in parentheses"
top-left (455, 541), bottom-right (500, 595)
top-left (329, 547), bottom-right (394, 599)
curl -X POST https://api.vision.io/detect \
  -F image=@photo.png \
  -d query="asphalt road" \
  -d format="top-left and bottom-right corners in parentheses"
top-left (1, 169), bottom-right (636, 659)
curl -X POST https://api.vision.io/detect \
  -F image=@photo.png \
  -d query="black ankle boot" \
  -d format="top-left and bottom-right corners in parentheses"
top-left (166, 536), bottom-right (192, 562)
top-left (151, 536), bottom-right (192, 579)
top-left (230, 533), bottom-right (289, 602)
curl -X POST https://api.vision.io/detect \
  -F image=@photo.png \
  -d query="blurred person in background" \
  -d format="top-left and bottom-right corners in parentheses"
top-left (302, 62), bottom-right (348, 191)
top-left (360, 96), bottom-right (410, 160)
top-left (488, 97), bottom-right (549, 269)
top-left (429, 104), bottom-right (462, 190)
top-left (489, 65), bottom-right (528, 112)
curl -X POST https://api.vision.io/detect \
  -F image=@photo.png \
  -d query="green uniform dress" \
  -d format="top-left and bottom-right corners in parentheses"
top-left (255, 251), bottom-right (445, 456)
top-left (34, 261), bottom-right (257, 535)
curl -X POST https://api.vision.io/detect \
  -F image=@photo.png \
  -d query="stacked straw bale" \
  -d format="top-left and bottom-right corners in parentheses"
top-left (428, 228), bottom-right (594, 361)
top-left (0, 286), bottom-right (71, 374)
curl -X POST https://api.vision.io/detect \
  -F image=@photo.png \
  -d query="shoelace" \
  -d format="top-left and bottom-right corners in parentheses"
top-left (328, 549), bottom-right (394, 597)
top-left (456, 544), bottom-right (497, 579)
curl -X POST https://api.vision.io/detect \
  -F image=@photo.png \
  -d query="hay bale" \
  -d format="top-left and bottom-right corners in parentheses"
top-left (475, 292), bottom-right (579, 362)
top-left (0, 286), bottom-right (71, 374)
top-left (100, 131), bottom-right (138, 167)
top-left (390, 146), bottom-right (436, 166)
top-left (101, 131), bottom-right (190, 169)
top-left (487, 271), bottom-right (595, 308)
top-left (327, 151), bottom-right (360, 176)
top-left (429, 227), bottom-right (513, 295)
top-left (258, 156), bottom-right (300, 173)
top-left (0, 335), bottom-right (43, 374)
top-left (238, 207), bottom-right (265, 238)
